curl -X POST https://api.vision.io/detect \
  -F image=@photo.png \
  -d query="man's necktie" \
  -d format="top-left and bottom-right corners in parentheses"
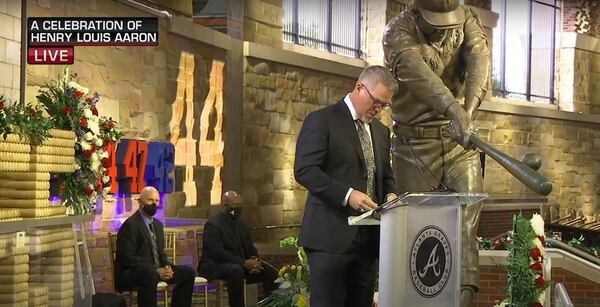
top-left (355, 120), bottom-right (375, 200)
top-left (148, 222), bottom-right (161, 268)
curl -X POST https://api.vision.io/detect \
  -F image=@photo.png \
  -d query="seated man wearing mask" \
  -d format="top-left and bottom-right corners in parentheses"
top-left (115, 186), bottom-right (196, 307)
top-left (198, 191), bottom-right (277, 307)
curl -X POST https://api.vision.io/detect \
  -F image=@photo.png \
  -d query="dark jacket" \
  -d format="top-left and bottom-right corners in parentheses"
top-left (114, 211), bottom-right (171, 291)
top-left (294, 100), bottom-right (396, 255)
top-left (198, 212), bottom-right (258, 278)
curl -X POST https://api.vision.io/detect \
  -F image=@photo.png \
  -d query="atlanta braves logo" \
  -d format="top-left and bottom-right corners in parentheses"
top-left (410, 226), bottom-right (452, 298)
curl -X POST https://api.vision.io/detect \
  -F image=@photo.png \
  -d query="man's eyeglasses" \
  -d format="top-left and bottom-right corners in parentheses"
top-left (360, 83), bottom-right (391, 110)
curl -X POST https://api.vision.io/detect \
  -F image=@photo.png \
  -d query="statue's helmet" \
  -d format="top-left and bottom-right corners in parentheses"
top-left (414, 0), bottom-right (465, 29)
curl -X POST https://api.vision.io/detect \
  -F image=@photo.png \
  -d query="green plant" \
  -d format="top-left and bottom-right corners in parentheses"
top-left (498, 214), bottom-right (551, 307)
top-left (258, 237), bottom-right (310, 307)
top-left (0, 96), bottom-right (52, 144)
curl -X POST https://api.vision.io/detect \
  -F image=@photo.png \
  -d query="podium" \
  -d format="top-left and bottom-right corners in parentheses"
top-left (349, 192), bottom-right (487, 307)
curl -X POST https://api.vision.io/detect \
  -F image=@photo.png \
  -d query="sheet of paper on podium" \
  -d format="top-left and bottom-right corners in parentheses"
top-left (347, 194), bottom-right (408, 226)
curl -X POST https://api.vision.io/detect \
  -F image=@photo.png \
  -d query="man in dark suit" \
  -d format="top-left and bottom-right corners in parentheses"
top-left (294, 65), bottom-right (398, 307)
top-left (198, 191), bottom-right (277, 307)
top-left (115, 186), bottom-right (195, 307)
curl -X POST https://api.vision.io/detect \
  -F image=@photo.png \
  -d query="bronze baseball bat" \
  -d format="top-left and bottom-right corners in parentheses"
top-left (469, 134), bottom-right (553, 196)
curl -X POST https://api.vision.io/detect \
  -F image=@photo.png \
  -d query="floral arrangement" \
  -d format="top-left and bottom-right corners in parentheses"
top-left (0, 96), bottom-right (52, 144)
top-left (564, 235), bottom-right (600, 260)
top-left (495, 214), bottom-right (550, 307)
top-left (258, 237), bottom-right (310, 307)
top-left (479, 232), bottom-right (513, 250)
top-left (37, 68), bottom-right (122, 214)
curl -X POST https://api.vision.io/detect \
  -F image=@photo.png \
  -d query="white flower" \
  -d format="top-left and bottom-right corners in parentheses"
top-left (539, 291), bottom-right (545, 303)
top-left (83, 109), bottom-right (93, 119)
top-left (95, 138), bottom-right (103, 147)
top-left (98, 150), bottom-right (109, 159)
top-left (103, 187), bottom-right (111, 194)
top-left (88, 119), bottom-right (100, 135)
top-left (531, 213), bottom-right (545, 237)
top-left (91, 159), bottom-right (100, 171)
top-left (102, 176), bottom-right (110, 184)
top-left (80, 140), bottom-right (91, 151)
top-left (67, 81), bottom-right (89, 95)
top-left (84, 132), bottom-right (94, 141)
top-left (533, 237), bottom-right (544, 252)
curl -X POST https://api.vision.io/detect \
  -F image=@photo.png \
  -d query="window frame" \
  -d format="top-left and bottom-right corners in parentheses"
top-left (283, 0), bottom-right (362, 58)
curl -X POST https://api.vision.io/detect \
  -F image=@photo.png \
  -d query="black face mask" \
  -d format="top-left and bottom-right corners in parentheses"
top-left (142, 204), bottom-right (158, 217)
top-left (229, 207), bottom-right (243, 220)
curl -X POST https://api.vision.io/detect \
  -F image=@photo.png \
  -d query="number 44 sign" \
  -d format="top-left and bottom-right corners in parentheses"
top-left (107, 139), bottom-right (174, 195)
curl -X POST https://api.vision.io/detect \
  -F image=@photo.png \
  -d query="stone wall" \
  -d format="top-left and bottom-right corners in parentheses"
top-left (242, 58), bottom-right (356, 240)
top-left (556, 36), bottom-right (600, 114)
top-left (0, 0), bottom-right (21, 102)
top-left (475, 265), bottom-right (600, 307)
top-left (476, 110), bottom-right (600, 214)
top-left (245, 0), bottom-right (283, 48)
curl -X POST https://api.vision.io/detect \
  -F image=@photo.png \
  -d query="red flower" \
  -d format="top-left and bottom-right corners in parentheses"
top-left (83, 150), bottom-right (93, 159)
top-left (531, 302), bottom-right (543, 307)
top-left (91, 106), bottom-right (98, 116)
top-left (79, 117), bottom-right (87, 127)
top-left (62, 106), bottom-right (70, 114)
top-left (96, 182), bottom-right (102, 192)
top-left (101, 157), bottom-right (111, 168)
top-left (0, 101), bottom-right (4, 110)
top-left (530, 261), bottom-right (543, 272)
top-left (74, 90), bottom-right (83, 98)
top-left (538, 236), bottom-right (545, 245)
top-left (529, 247), bottom-right (542, 261)
top-left (534, 275), bottom-right (545, 289)
top-left (84, 186), bottom-right (94, 196)
top-left (58, 184), bottom-right (65, 192)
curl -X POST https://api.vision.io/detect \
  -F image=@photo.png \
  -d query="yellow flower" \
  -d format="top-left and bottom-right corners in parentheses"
top-left (295, 294), bottom-right (308, 307)
top-left (278, 266), bottom-right (286, 277)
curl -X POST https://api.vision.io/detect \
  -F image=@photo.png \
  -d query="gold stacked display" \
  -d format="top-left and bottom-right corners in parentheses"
top-left (0, 233), bottom-right (29, 307)
top-left (28, 226), bottom-right (75, 307)
top-left (28, 284), bottom-right (48, 307)
top-left (0, 129), bottom-right (76, 218)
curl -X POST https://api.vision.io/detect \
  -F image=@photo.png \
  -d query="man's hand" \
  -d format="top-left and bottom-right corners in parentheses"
top-left (348, 190), bottom-right (378, 212)
top-left (446, 103), bottom-right (476, 150)
top-left (243, 258), bottom-right (263, 273)
top-left (385, 193), bottom-right (398, 203)
top-left (157, 266), bottom-right (174, 281)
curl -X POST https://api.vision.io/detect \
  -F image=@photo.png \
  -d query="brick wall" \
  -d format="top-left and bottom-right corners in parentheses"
top-left (0, 0), bottom-right (21, 102)
top-left (478, 208), bottom-right (539, 238)
top-left (475, 265), bottom-right (600, 307)
top-left (562, 0), bottom-right (600, 39)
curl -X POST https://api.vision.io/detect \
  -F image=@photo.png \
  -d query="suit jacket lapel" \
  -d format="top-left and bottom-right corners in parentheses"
top-left (134, 211), bottom-right (153, 248)
top-left (336, 101), bottom-right (366, 168)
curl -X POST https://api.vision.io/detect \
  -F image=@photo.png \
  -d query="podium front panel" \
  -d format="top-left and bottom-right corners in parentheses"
top-left (379, 203), bottom-right (461, 307)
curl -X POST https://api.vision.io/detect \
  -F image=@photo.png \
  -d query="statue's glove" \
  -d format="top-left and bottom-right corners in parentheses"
top-left (446, 103), bottom-right (476, 150)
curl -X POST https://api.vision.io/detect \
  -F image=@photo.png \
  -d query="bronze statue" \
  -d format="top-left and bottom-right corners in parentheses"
top-left (383, 0), bottom-right (489, 306)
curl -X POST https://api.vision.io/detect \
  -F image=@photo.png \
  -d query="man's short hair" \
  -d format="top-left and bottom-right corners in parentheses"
top-left (358, 65), bottom-right (398, 95)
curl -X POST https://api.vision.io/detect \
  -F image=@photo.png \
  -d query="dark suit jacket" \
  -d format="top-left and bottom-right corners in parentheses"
top-left (114, 211), bottom-right (171, 291)
top-left (198, 212), bottom-right (259, 279)
top-left (294, 99), bottom-right (396, 255)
